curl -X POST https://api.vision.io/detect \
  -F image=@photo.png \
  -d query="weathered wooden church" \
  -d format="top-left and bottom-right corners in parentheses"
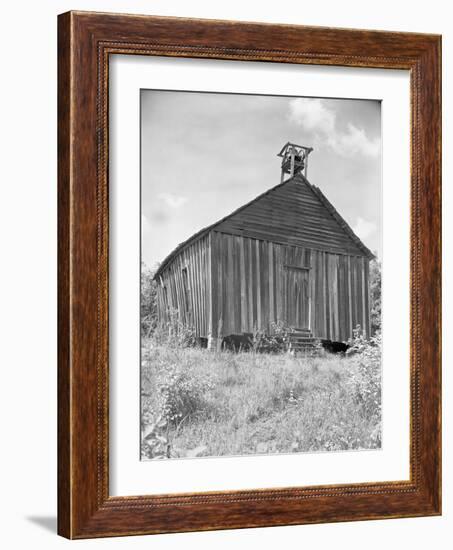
top-left (154, 143), bottom-right (374, 348)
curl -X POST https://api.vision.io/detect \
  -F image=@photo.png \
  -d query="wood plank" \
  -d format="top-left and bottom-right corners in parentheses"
top-left (338, 255), bottom-right (345, 341)
top-left (232, 235), bottom-right (237, 334)
top-left (347, 255), bottom-right (353, 339)
top-left (199, 241), bottom-right (204, 333)
top-left (356, 255), bottom-right (363, 334)
top-left (314, 251), bottom-right (321, 337)
top-left (241, 237), bottom-right (248, 332)
top-left (352, 256), bottom-right (359, 330)
top-left (234, 236), bottom-right (242, 334)
top-left (187, 246), bottom-right (194, 329)
top-left (256, 239), bottom-right (261, 330)
top-left (325, 252), bottom-right (330, 340)
top-left (202, 238), bottom-right (207, 334)
top-left (282, 246), bottom-right (287, 325)
top-left (309, 250), bottom-right (314, 331)
top-left (200, 241), bottom-right (205, 334)
top-left (222, 233), bottom-right (228, 335)
top-left (332, 255), bottom-right (339, 341)
top-left (190, 244), bottom-right (198, 333)
top-left (364, 259), bottom-right (370, 336)
top-left (200, 240), bottom-right (206, 334)
top-left (274, 244), bottom-right (283, 321)
top-left (181, 251), bottom-right (188, 325)
top-left (226, 235), bottom-right (234, 334)
top-left (361, 257), bottom-right (367, 337)
top-left (194, 242), bottom-right (201, 333)
top-left (218, 233), bottom-right (224, 338)
top-left (269, 243), bottom-right (274, 327)
top-left (251, 237), bottom-right (257, 330)
top-left (261, 241), bottom-right (269, 331)
top-left (342, 254), bottom-right (348, 341)
top-left (365, 259), bottom-right (371, 337)
top-left (312, 251), bottom-right (319, 335)
top-left (286, 266), bottom-right (292, 326)
top-left (171, 262), bottom-right (179, 320)
top-left (246, 238), bottom-right (253, 332)
top-left (178, 259), bottom-right (185, 325)
top-left (210, 232), bottom-right (217, 338)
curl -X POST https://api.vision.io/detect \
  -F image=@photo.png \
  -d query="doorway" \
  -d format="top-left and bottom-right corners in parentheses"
top-left (285, 266), bottom-right (310, 329)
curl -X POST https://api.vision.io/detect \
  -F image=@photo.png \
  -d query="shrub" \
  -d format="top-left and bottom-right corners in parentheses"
top-left (310, 338), bottom-right (326, 357)
top-left (141, 263), bottom-right (158, 337)
top-left (144, 362), bottom-right (214, 425)
top-left (370, 258), bottom-right (382, 334)
top-left (345, 326), bottom-right (382, 434)
top-left (141, 360), bottom-right (215, 459)
top-left (268, 320), bottom-right (295, 352)
top-left (152, 307), bottom-right (197, 348)
top-left (160, 364), bottom-right (214, 423)
top-left (247, 324), bottom-right (267, 353)
top-left (248, 320), bottom-right (294, 353)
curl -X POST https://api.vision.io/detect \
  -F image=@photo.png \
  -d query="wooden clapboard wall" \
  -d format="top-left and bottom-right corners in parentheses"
top-left (155, 231), bottom-right (370, 342)
top-left (211, 231), bottom-right (370, 342)
top-left (155, 234), bottom-right (211, 338)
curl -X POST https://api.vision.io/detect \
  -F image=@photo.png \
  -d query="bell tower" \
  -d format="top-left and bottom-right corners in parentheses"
top-left (277, 142), bottom-right (313, 183)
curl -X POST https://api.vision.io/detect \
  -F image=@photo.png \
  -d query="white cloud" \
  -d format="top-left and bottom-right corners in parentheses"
top-left (353, 217), bottom-right (376, 241)
top-left (289, 98), bottom-right (335, 135)
top-left (332, 123), bottom-right (380, 157)
top-left (158, 193), bottom-right (188, 209)
top-left (288, 98), bottom-right (379, 158)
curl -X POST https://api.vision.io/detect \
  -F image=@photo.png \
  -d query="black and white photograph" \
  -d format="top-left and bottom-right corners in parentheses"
top-left (140, 90), bottom-right (382, 460)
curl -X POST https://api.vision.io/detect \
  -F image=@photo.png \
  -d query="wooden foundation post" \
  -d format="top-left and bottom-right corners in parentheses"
top-left (208, 319), bottom-right (223, 351)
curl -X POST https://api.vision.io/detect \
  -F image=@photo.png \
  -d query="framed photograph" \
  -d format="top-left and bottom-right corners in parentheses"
top-left (58, 11), bottom-right (441, 539)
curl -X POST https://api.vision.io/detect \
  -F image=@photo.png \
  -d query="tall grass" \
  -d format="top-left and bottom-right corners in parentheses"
top-left (141, 331), bottom-right (381, 459)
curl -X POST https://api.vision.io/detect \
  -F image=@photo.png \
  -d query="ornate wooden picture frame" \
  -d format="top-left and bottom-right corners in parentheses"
top-left (58, 11), bottom-right (441, 539)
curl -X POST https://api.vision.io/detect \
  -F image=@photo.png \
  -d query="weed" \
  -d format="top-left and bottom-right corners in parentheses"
top-left (141, 337), bottom-right (382, 459)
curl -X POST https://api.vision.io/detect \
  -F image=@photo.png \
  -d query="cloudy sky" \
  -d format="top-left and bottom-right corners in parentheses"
top-left (141, 90), bottom-right (381, 270)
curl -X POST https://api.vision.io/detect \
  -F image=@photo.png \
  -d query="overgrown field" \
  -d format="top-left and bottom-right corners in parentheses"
top-left (141, 332), bottom-right (381, 460)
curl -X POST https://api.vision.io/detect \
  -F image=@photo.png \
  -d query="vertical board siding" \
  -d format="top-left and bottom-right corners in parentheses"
top-left (155, 234), bottom-right (211, 338)
top-left (211, 232), bottom-right (371, 341)
top-left (156, 231), bottom-right (371, 342)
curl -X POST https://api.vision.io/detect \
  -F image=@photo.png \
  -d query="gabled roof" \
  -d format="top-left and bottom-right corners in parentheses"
top-left (306, 182), bottom-right (375, 259)
top-left (154, 172), bottom-right (374, 279)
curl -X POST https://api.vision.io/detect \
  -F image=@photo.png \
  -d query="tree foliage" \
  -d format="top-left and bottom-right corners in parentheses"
top-left (141, 262), bottom-right (158, 337)
top-left (369, 258), bottom-right (381, 334)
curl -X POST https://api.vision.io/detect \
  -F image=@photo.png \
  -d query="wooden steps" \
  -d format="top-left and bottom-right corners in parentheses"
top-left (288, 328), bottom-right (318, 353)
